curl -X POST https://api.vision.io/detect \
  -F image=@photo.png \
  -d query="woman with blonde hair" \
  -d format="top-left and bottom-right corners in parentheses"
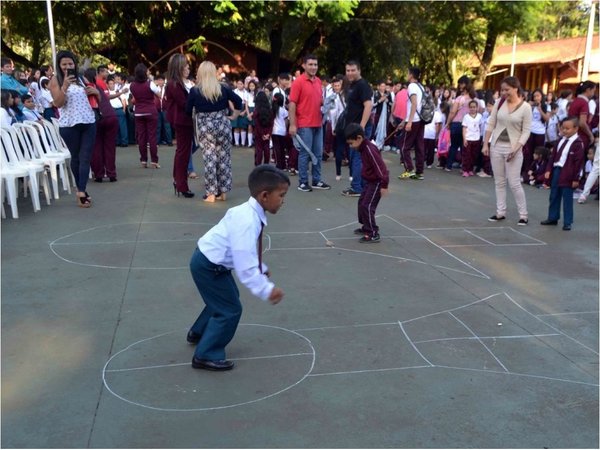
top-left (186, 61), bottom-right (243, 202)
top-left (165, 53), bottom-right (194, 197)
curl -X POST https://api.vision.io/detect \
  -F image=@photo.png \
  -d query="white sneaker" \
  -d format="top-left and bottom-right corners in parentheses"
top-left (477, 172), bottom-right (492, 178)
top-left (335, 175), bottom-right (341, 181)
top-left (578, 194), bottom-right (587, 204)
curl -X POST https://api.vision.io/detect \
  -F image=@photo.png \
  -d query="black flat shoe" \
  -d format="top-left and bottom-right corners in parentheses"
top-left (192, 357), bottom-right (234, 371)
top-left (177, 191), bottom-right (195, 198)
top-left (109, 177), bottom-right (117, 182)
top-left (488, 215), bottom-right (505, 222)
top-left (187, 330), bottom-right (202, 344)
top-left (94, 177), bottom-right (103, 183)
top-left (562, 224), bottom-right (572, 231)
top-left (541, 220), bottom-right (558, 225)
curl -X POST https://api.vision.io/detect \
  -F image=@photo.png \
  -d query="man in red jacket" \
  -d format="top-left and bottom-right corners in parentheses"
top-left (541, 117), bottom-right (585, 231)
top-left (345, 123), bottom-right (389, 243)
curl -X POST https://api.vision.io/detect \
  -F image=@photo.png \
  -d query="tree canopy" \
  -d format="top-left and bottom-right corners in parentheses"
top-left (1, 0), bottom-right (591, 85)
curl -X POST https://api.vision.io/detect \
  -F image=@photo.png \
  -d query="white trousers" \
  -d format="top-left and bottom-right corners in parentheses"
top-left (490, 141), bottom-right (528, 219)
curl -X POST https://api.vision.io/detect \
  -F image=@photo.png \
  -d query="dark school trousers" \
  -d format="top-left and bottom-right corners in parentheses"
top-left (173, 124), bottom-right (193, 193)
top-left (522, 132), bottom-right (545, 179)
top-left (135, 113), bottom-right (159, 163)
top-left (462, 139), bottom-right (481, 173)
top-left (399, 121), bottom-right (425, 174)
top-left (189, 248), bottom-right (242, 361)
top-left (90, 116), bottom-right (119, 178)
top-left (547, 167), bottom-right (574, 226)
top-left (446, 122), bottom-right (463, 170)
top-left (424, 138), bottom-right (436, 167)
top-left (255, 135), bottom-right (270, 166)
top-left (272, 135), bottom-right (287, 170)
top-left (358, 181), bottom-right (382, 236)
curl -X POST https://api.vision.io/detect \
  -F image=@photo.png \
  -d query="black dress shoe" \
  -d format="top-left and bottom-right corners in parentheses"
top-left (562, 224), bottom-right (572, 231)
top-left (540, 220), bottom-right (558, 225)
top-left (186, 330), bottom-right (202, 344)
top-left (94, 177), bottom-right (103, 183)
top-left (192, 357), bottom-right (234, 371)
top-left (109, 177), bottom-right (117, 182)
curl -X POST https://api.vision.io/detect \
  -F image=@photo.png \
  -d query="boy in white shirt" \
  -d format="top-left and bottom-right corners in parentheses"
top-left (423, 108), bottom-right (443, 168)
top-left (461, 100), bottom-right (482, 177)
top-left (188, 165), bottom-right (288, 371)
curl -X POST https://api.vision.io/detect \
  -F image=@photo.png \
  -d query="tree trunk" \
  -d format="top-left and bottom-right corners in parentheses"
top-left (269, 23), bottom-right (283, 77)
top-left (474, 26), bottom-right (499, 88)
top-left (293, 24), bottom-right (324, 68)
top-left (1, 38), bottom-right (35, 69)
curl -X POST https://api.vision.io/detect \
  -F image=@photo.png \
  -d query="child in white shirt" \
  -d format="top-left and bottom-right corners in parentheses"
top-left (461, 100), bottom-right (482, 177)
top-left (424, 109), bottom-right (443, 168)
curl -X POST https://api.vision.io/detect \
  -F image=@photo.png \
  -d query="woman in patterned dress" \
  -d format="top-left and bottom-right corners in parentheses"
top-left (186, 61), bottom-right (243, 202)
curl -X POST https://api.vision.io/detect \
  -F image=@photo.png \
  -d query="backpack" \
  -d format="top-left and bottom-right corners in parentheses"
top-left (415, 83), bottom-right (435, 124)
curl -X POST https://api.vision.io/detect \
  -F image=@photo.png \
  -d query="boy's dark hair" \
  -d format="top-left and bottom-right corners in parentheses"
top-left (1, 57), bottom-right (13, 67)
top-left (278, 72), bottom-right (290, 81)
top-left (346, 60), bottom-right (361, 70)
top-left (534, 146), bottom-right (549, 160)
top-left (154, 74), bottom-right (165, 80)
top-left (40, 78), bottom-right (49, 89)
top-left (302, 54), bottom-right (317, 63)
top-left (248, 165), bottom-right (290, 197)
top-left (97, 64), bottom-right (108, 72)
top-left (21, 93), bottom-right (32, 102)
top-left (468, 99), bottom-right (478, 107)
top-left (561, 116), bottom-right (579, 128)
top-left (344, 122), bottom-right (365, 140)
top-left (408, 66), bottom-right (421, 81)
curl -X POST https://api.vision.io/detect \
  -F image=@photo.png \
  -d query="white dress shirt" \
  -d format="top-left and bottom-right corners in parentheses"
top-left (197, 197), bottom-right (274, 301)
top-left (554, 133), bottom-right (579, 168)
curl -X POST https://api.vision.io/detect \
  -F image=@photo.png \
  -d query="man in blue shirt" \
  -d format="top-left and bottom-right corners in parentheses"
top-left (1, 58), bottom-right (29, 96)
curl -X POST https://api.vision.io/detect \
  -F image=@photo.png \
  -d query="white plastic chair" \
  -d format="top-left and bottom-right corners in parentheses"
top-left (1, 127), bottom-right (35, 218)
top-left (39, 119), bottom-right (78, 188)
top-left (23, 120), bottom-right (71, 198)
top-left (11, 124), bottom-right (52, 207)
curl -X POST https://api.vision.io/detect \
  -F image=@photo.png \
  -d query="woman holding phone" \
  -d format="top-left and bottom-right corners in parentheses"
top-left (49, 50), bottom-right (99, 208)
top-left (482, 76), bottom-right (532, 225)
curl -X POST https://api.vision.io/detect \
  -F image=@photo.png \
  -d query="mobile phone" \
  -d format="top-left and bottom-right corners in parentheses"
top-left (66, 68), bottom-right (77, 78)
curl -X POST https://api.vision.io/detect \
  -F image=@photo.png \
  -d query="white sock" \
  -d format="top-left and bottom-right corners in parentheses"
top-left (241, 131), bottom-right (247, 146)
top-left (234, 131), bottom-right (240, 146)
top-left (247, 133), bottom-right (253, 146)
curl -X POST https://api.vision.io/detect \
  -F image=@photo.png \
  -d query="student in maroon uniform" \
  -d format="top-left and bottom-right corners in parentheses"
top-left (568, 80), bottom-right (596, 151)
top-left (345, 123), bottom-right (389, 243)
top-left (129, 63), bottom-right (160, 168)
top-left (541, 117), bottom-right (585, 231)
top-left (253, 91), bottom-right (274, 166)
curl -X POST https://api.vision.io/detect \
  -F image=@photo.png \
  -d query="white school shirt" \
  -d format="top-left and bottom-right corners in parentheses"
top-left (247, 91), bottom-right (256, 108)
top-left (1, 108), bottom-right (13, 127)
top-left (406, 82), bottom-right (423, 122)
top-left (462, 113), bottom-right (482, 141)
top-left (272, 86), bottom-right (288, 108)
top-left (273, 107), bottom-right (288, 136)
top-left (40, 88), bottom-right (53, 109)
top-left (480, 110), bottom-right (490, 137)
top-left (197, 197), bottom-right (274, 301)
top-left (554, 134), bottom-right (579, 168)
top-left (22, 107), bottom-right (42, 121)
top-left (109, 89), bottom-right (123, 108)
top-left (556, 98), bottom-right (569, 121)
top-left (424, 110), bottom-right (443, 140)
top-left (546, 115), bottom-right (559, 142)
top-left (530, 106), bottom-right (546, 135)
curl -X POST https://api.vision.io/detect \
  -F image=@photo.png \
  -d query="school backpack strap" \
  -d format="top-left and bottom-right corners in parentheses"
top-left (415, 82), bottom-right (435, 124)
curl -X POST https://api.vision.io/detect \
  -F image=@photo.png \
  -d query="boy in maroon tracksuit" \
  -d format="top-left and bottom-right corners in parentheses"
top-left (540, 117), bottom-right (585, 231)
top-left (345, 123), bottom-right (389, 243)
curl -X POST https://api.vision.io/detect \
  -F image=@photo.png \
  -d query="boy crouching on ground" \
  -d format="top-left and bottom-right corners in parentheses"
top-left (188, 165), bottom-right (289, 371)
top-left (345, 123), bottom-right (389, 243)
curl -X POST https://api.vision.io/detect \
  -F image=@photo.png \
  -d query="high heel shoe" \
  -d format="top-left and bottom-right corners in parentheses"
top-left (76, 192), bottom-right (91, 208)
top-left (173, 182), bottom-right (195, 198)
top-left (141, 161), bottom-right (148, 168)
top-left (203, 194), bottom-right (216, 203)
top-left (215, 192), bottom-right (227, 201)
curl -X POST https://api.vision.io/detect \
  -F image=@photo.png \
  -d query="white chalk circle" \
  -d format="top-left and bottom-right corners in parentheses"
top-left (102, 324), bottom-right (316, 412)
top-left (49, 222), bottom-right (213, 269)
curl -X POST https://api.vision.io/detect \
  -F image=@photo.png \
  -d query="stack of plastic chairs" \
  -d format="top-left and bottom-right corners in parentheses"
top-left (23, 119), bottom-right (73, 199)
top-left (0, 127), bottom-right (45, 218)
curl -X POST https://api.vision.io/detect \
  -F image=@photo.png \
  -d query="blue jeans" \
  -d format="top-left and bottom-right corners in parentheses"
top-left (446, 122), bottom-right (463, 169)
top-left (189, 249), bottom-right (242, 361)
top-left (188, 142), bottom-right (198, 173)
top-left (114, 108), bottom-right (128, 146)
top-left (156, 110), bottom-right (172, 144)
top-left (348, 121), bottom-right (372, 193)
top-left (548, 167), bottom-right (574, 226)
top-left (297, 126), bottom-right (323, 185)
top-left (60, 122), bottom-right (97, 192)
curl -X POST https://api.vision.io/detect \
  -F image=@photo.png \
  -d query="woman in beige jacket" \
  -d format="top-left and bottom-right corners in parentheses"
top-left (482, 76), bottom-right (532, 225)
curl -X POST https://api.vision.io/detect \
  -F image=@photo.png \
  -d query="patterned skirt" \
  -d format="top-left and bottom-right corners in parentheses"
top-left (194, 109), bottom-right (233, 195)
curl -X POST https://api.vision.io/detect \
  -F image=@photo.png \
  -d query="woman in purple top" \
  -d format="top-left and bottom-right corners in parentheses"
top-left (129, 63), bottom-right (160, 168)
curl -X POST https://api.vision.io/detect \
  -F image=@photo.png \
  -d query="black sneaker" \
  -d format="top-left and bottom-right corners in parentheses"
top-left (298, 183), bottom-right (312, 192)
top-left (488, 215), bottom-right (506, 222)
top-left (517, 218), bottom-right (528, 226)
top-left (187, 330), bottom-right (202, 344)
top-left (312, 181), bottom-right (331, 190)
top-left (353, 227), bottom-right (365, 235)
top-left (342, 188), bottom-right (361, 197)
top-left (359, 233), bottom-right (381, 243)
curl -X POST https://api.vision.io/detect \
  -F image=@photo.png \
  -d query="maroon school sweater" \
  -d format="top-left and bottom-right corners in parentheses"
top-left (547, 136), bottom-right (585, 187)
top-left (359, 139), bottom-right (389, 188)
top-left (130, 81), bottom-right (158, 116)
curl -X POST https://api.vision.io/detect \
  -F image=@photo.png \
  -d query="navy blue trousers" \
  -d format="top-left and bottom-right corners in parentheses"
top-left (547, 167), bottom-right (574, 226)
top-left (189, 249), bottom-right (242, 361)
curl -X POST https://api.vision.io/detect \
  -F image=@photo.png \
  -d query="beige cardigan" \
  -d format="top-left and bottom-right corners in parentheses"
top-left (487, 98), bottom-right (532, 149)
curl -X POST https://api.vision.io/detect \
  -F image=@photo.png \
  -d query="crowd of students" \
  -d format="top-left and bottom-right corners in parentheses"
top-left (1, 55), bottom-right (598, 215)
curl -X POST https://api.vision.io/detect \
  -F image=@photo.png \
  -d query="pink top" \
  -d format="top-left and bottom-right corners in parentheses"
top-left (453, 94), bottom-right (471, 123)
top-left (393, 89), bottom-right (408, 120)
